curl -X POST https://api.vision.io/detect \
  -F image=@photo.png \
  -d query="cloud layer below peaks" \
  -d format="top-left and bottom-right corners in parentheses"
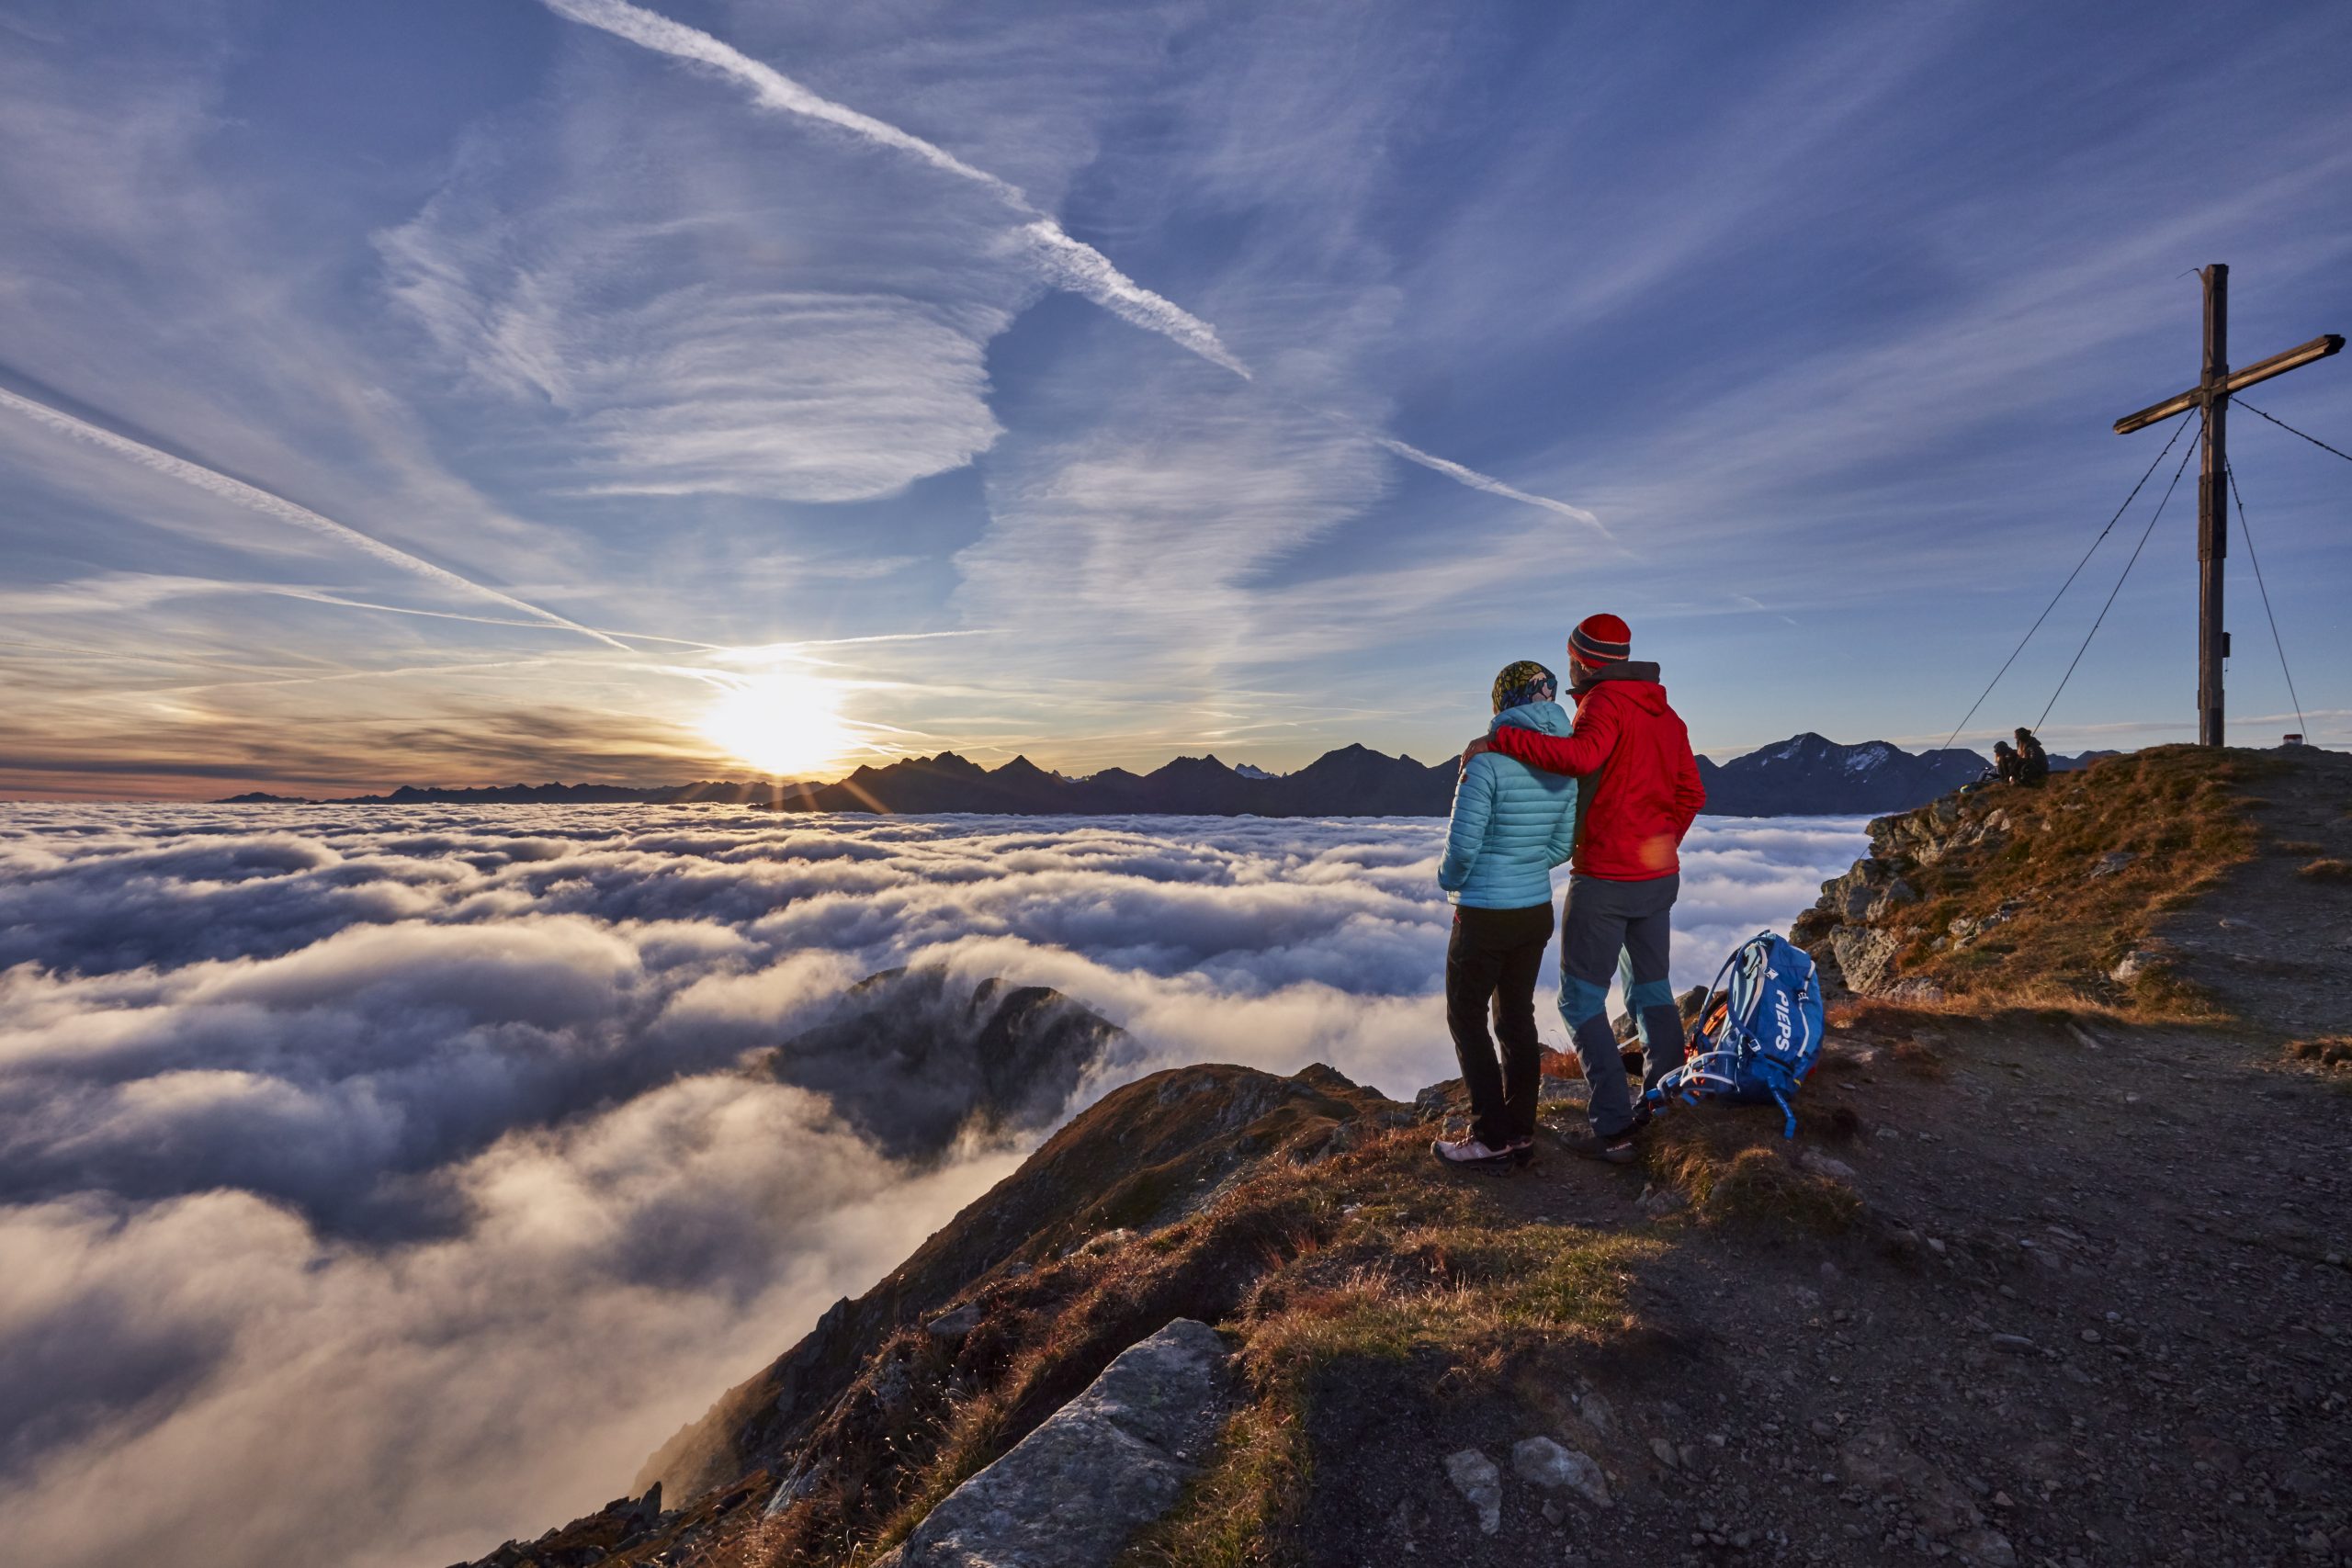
top-left (0, 804), bottom-right (1863, 1567)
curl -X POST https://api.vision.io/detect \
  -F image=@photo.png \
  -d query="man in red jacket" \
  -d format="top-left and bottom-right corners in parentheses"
top-left (1464, 614), bottom-right (1707, 1162)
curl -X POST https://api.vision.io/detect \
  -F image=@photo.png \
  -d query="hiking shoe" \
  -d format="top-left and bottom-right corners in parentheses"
top-left (1562, 1128), bottom-right (1642, 1165)
top-left (1501, 1134), bottom-right (1536, 1167)
top-left (1432, 1134), bottom-right (1513, 1168)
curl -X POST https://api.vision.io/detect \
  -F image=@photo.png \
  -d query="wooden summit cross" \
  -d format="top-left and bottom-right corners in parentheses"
top-left (2112, 264), bottom-right (2341, 747)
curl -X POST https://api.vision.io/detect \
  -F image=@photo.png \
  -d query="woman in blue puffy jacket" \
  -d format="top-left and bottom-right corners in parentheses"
top-left (1432, 660), bottom-right (1580, 1167)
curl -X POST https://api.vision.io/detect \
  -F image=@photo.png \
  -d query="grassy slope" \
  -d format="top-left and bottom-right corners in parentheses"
top-left (1832, 746), bottom-right (2284, 1015)
top-left (674, 1081), bottom-right (1866, 1568)
top-left (1112, 1118), bottom-right (1856, 1568)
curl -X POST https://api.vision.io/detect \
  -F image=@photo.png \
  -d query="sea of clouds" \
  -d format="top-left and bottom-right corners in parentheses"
top-left (0, 804), bottom-right (1862, 1568)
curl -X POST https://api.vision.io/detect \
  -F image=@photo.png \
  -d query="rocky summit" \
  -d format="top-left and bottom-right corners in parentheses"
top-left (1788, 742), bottom-right (2352, 1026)
top-left (449, 744), bottom-right (2352, 1568)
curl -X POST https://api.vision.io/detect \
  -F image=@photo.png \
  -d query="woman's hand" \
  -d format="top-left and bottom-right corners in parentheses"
top-left (1459, 737), bottom-right (1493, 773)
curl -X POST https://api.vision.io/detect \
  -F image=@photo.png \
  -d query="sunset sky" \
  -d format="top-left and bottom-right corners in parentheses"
top-left (3, 0), bottom-right (2348, 799)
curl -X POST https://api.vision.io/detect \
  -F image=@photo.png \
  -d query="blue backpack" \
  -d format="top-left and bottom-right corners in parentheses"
top-left (1647, 931), bottom-right (1826, 1138)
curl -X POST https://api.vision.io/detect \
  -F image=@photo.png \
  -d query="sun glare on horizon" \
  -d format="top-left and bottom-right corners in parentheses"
top-left (697, 672), bottom-right (855, 778)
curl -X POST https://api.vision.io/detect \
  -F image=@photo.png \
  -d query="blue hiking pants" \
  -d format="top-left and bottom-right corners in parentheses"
top-left (1555, 872), bottom-right (1687, 1136)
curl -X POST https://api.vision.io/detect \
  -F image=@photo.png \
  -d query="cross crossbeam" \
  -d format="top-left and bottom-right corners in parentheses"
top-left (2110, 265), bottom-right (2339, 746)
top-left (2114, 332), bottom-right (2343, 435)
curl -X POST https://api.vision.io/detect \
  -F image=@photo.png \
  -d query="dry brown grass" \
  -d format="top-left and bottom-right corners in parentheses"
top-left (1225, 1129), bottom-right (1662, 1362)
top-left (1639, 1112), bottom-right (1860, 1234)
top-left (1114, 1128), bottom-right (1665, 1565)
top-left (2298, 858), bottom-right (2352, 884)
top-left (703, 1114), bottom-right (1781, 1568)
top-left (687, 1503), bottom-right (840, 1568)
top-left (853, 1398), bottom-right (1007, 1564)
top-left (695, 1147), bottom-right (1352, 1568)
top-left (1831, 987), bottom-right (2169, 1030)
top-left (1125, 1231), bottom-right (1653, 1563)
top-left (2286, 1036), bottom-right (2352, 1073)
top-left (1538, 1044), bottom-right (1585, 1080)
top-left (1884, 748), bottom-right (2278, 1018)
top-left (1112, 1398), bottom-right (1306, 1568)
top-left (848, 1174), bottom-right (1337, 1564)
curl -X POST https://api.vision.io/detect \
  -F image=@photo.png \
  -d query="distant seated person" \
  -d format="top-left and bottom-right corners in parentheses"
top-left (2012, 726), bottom-right (2051, 787)
top-left (1992, 739), bottom-right (2020, 785)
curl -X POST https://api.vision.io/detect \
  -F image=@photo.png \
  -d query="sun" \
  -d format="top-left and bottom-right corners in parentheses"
top-left (697, 672), bottom-right (855, 777)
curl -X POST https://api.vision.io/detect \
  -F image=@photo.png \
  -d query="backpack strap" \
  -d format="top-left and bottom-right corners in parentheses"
top-left (1692, 943), bottom-right (1746, 1040)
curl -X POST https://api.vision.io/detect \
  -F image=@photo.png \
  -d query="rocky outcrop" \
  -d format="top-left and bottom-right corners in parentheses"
top-left (874, 1319), bottom-right (1230, 1568)
top-left (1796, 744), bottom-right (2347, 1011)
top-left (1827, 925), bottom-right (1906, 997)
top-left (634, 1062), bottom-right (1407, 1509)
top-left (1792, 795), bottom-right (2028, 998)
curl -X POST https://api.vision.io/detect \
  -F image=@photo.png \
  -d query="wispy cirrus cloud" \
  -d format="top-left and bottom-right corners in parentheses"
top-left (528, 0), bottom-right (1618, 528)
top-left (0, 388), bottom-right (630, 650)
top-left (534, 0), bottom-right (1249, 377)
top-left (375, 89), bottom-right (1023, 503)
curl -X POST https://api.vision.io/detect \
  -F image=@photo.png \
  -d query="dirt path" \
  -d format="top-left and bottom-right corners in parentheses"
top-left (1370, 996), bottom-right (2350, 1566)
top-left (2155, 747), bottom-right (2352, 1036)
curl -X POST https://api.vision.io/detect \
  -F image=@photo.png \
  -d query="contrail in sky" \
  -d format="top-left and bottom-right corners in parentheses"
top-left (537, 0), bottom-right (1600, 525)
top-left (1011, 221), bottom-right (1251, 378)
top-left (538, 0), bottom-right (1249, 378)
top-left (0, 386), bottom-right (632, 650)
top-left (1374, 437), bottom-right (1607, 536)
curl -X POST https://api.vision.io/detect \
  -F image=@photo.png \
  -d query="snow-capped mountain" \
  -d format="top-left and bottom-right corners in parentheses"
top-left (1694, 732), bottom-right (1986, 815)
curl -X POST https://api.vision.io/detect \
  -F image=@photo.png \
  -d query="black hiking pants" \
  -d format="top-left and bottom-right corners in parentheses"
top-left (1445, 902), bottom-right (1555, 1147)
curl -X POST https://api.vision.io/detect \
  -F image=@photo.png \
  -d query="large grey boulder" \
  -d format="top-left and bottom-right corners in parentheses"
top-left (1830, 926), bottom-right (1907, 996)
top-left (875, 1318), bottom-right (1229, 1568)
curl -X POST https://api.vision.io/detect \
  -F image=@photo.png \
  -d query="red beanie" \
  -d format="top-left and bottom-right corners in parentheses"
top-left (1569, 614), bottom-right (1631, 665)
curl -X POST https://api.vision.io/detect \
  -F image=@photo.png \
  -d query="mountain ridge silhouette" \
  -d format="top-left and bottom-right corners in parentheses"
top-left (216, 736), bottom-right (2116, 816)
